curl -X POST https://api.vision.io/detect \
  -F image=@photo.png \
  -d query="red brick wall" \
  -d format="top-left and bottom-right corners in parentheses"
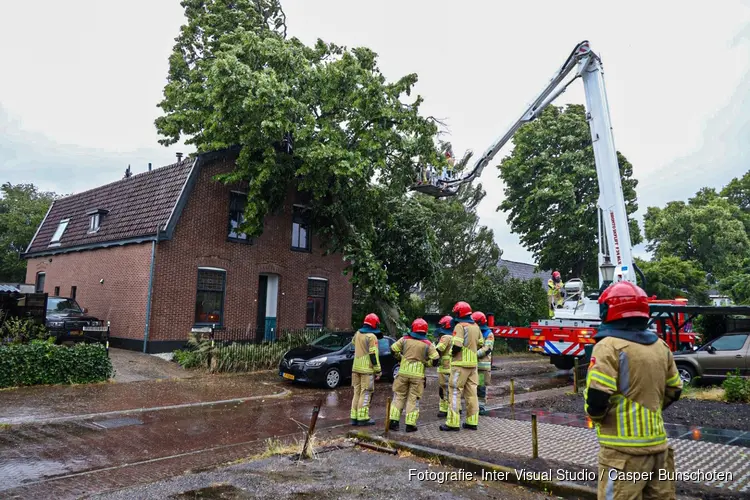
top-left (25, 244), bottom-right (153, 340)
top-left (148, 158), bottom-right (352, 342)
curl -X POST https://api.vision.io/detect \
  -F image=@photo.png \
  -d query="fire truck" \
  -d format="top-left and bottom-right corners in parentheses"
top-left (413, 41), bottom-right (696, 369)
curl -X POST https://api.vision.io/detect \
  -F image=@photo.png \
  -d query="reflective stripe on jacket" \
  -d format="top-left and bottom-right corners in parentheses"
top-left (352, 331), bottom-right (380, 374)
top-left (450, 322), bottom-right (483, 368)
top-left (392, 335), bottom-right (439, 379)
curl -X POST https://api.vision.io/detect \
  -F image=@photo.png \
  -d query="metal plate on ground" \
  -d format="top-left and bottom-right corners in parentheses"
top-left (90, 417), bottom-right (143, 429)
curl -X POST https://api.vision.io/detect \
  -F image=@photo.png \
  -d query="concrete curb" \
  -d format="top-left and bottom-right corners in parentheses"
top-left (1, 388), bottom-right (292, 426)
top-left (348, 431), bottom-right (597, 500)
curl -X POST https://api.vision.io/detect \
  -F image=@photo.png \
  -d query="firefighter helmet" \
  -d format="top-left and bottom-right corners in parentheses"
top-left (552, 271), bottom-right (561, 281)
top-left (411, 318), bottom-right (429, 334)
top-left (363, 313), bottom-right (381, 330)
top-left (438, 315), bottom-right (453, 330)
top-left (452, 301), bottom-right (472, 318)
top-left (598, 281), bottom-right (650, 322)
top-left (471, 311), bottom-right (487, 325)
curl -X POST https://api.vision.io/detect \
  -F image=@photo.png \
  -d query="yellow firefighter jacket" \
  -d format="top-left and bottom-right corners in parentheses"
top-left (435, 334), bottom-right (454, 374)
top-left (585, 335), bottom-right (682, 455)
top-left (391, 335), bottom-right (439, 379)
top-left (450, 321), bottom-right (483, 368)
top-left (477, 329), bottom-right (494, 372)
top-left (352, 330), bottom-right (381, 375)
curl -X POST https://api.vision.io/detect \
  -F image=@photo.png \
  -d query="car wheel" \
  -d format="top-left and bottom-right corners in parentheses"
top-left (391, 363), bottom-right (400, 381)
top-left (324, 367), bottom-right (342, 389)
top-left (678, 364), bottom-right (696, 386)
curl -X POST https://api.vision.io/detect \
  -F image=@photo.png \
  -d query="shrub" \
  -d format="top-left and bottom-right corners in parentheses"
top-left (1, 317), bottom-right (51, 345)
top-left (722, 370), bottom-right (750, 403)
top-left (0, 340), bottom-right (114, 388)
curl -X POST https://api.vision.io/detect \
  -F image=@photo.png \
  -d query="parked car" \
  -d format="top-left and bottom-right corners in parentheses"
top-left (673, 332), bottom-right (749, 385)
top-left (45, 297), bottom-right (105, 343)
top-left (278, 332), bottom-right (400, 389)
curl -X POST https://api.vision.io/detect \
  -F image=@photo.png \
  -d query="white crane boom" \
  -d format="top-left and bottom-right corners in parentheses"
top-left (434, 40), bottom-right (635, 288)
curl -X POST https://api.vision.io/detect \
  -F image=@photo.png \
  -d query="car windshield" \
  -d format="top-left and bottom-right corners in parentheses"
top-left (311, 333), bottom-right (352, 350)
top-left (47, 298), bottom-right (83, 314)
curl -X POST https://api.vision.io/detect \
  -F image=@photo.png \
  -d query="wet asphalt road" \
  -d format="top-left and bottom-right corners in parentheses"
top-left (0, 355), bottom-right (569, 499)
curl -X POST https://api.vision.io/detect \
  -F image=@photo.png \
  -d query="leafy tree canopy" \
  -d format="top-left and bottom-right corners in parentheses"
top-left (0, 183), bottom-right (58, 282)
top-left (635, 256), bottom-right (709, 304)
top-left (719, 258), bottom-right (750, 305)
top-left (644, 187), bottom-right (750, 280)
top-left (497, 104), bottom-right (641, 287)
top-left (157, 0), bottom-right (447, 333)
top-left (721, 170), bottom-right (750, 213)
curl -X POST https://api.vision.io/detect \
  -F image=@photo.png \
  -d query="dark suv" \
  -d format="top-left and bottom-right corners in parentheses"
top-left (45, 297), bottom-right (104, 343)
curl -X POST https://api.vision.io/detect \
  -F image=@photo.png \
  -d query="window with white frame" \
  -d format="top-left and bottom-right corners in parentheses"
top-left (50, 219), bottom-right (69, 245)
top-left (292, 205), bottom-right (311, 251)
top-left (228, 192), bottom-right (249, 242)
top-left (306, 278), bottom-right (327, 327)
top-left (89, 213), bottom-right (100, 233)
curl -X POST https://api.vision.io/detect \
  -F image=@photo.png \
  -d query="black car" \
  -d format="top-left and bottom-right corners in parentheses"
top-left (45, 297), bottom-right (104, 343)
top-left (279, 332), bottom-right (400, 389)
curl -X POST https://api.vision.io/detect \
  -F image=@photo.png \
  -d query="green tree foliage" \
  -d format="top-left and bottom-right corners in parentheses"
top-left (0, 183), bottom-right (58, 282)
top-left (719, 258), bottom-right (750, 305)
top-left (635, 256), bottom-right (709, 304)
top-left (644, 188), bottom-right (750, 280)
top-left (497, 104), bottom-right (641, 287)
top-left (721, 170), bottom-right (750, 213)
top-left (156, 1), bottom-right (447, 333)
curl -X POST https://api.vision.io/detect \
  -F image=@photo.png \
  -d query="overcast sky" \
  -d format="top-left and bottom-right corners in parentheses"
top-left (2, 1), bottom-right (750, 264)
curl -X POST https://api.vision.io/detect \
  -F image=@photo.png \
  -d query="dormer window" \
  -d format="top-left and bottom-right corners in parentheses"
top-left (49, 219), bottom-right (70, 246)
top-left (86, 209), bottom-right (109, 234)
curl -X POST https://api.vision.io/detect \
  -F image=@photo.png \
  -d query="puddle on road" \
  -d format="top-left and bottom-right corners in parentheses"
top-left (169, 484), bottom-right (251, 499)
top-left (0, 458), bottom-right (71, 489)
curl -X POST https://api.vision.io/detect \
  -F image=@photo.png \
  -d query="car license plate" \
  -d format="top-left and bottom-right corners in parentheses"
top-left (282, 372), bottom-right (295, 380)
top-left (70, 330), bottom-right (82, 336)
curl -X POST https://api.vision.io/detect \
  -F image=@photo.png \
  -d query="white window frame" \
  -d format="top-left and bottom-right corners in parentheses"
top-left (88, 213), bottom-right (100, 233)
top-left (49, 219), bottom-right (70, 246)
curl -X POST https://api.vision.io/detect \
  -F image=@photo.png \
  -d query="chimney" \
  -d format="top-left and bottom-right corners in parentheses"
top-left (124, 165), bottom-right (132, 179)
top-left (148, 162), bottom-right (152, 172)
top-left (176, 152), bottom-right (183, 162)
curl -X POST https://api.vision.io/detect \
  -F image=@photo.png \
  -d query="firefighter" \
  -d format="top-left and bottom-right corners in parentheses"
top-left (434, 315), bottom-right (455, 417)
top-left (441, 301), bottom-right (484, 432)
top-left (389, 318), bottom-right (440, 432)
top-left (548, 270), bottom-right (564, 315)
top-left (584, 281), bottom-right (682, 499)
top-left (350, 313), bottom-right (383, 426)
top-left (473, 311), bottom-right (494, 415)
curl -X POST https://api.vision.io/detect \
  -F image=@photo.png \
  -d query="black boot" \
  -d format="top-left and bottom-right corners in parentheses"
top-left (439, 424), bottom-right (460, 432)
top-left (478, 407), bottom-right (489, 416)
top-left (358, 419), bottom-right (376, 426)
top-left (351, 419), bottom-right (358, 426)
top-left (437, 411), bottom-right (447, 418)
top-left (462, 422), bottom-right (478, 431)
top-left (389, 420), bottom-right (400, 431)
top-left (405, 424), bottom-right (418, 432)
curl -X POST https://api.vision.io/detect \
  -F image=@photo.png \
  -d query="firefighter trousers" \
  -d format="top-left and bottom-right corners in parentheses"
top-left (446, 366), bottom-right (478, 428)
top-left (389, 375), bottom-right (424, 426)
top-left (351, 372), bottom-right (375, 421)
top-left (478, 370), bottom-right (491, 409)
top-left (437, 371), bottom-right (450, 413)
top-left (597, 446), bottom-right (676, 500)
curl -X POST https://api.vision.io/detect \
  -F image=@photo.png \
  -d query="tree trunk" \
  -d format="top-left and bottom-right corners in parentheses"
top-left (374, 297), bottom-right (403, 338)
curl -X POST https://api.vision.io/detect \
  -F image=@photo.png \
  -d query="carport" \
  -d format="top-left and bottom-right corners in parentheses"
top-left (648, 304), bottom-right (750, 350)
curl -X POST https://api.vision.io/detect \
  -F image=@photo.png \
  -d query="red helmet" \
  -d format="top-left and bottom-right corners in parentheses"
top-left (363, 313), bottom-right (381, 329)
top-left (598, 281), bottom-right (650, 322)
top-left (552, 271), bottom-right (561, 280)
top-left (411, 318), bottom-right (429, 334)
top-left (452, 301), bottom-right (472, 318)
top-left (471, 311), bottom-right (487, 325)
top-left (438, 315), bottom-right (453, 330)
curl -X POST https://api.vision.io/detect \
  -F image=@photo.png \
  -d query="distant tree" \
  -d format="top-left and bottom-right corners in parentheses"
top-left (721, 169), bottom-right (750, 212)
top-left (635, 257), bottom-right (709, 304)
top-left (718, 258), bottom-right (750, 305)
top-left (644, 192), bottom-right (749, 280)
top-left (0, 183), bottom-right (58, 282)
top-left (497, 104), bottom-right (641, 287)
top-left (463, 267), bottom-right (548, 327)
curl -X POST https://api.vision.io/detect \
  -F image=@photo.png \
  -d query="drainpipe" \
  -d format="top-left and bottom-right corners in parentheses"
top-left (143, 225), bottom-right (159, 353)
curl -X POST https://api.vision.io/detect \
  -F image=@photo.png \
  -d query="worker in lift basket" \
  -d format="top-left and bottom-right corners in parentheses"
top-left (548, 271), bottom-right (564, 316)
top-left (584, 281), bottom-right (682, 500)
top-left (350, 313), bottom-right (383, 426)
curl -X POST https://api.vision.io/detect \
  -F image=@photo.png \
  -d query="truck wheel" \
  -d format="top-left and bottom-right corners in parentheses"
top-left (551, 356), bottom-right (575, 371)
top-left (677, 364), bottom-right (696, 386)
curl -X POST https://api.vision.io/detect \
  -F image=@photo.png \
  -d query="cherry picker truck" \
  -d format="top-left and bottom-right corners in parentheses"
top-left (413, 41), bottom-right (695, 369)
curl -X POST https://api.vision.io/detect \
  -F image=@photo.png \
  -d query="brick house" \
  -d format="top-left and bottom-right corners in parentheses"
top-left (23, 148), bottom-right (352, 353)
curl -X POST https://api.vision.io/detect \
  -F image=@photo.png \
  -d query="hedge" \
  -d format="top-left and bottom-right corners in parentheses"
top-left (0, 341), bottom-right (114, 388)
